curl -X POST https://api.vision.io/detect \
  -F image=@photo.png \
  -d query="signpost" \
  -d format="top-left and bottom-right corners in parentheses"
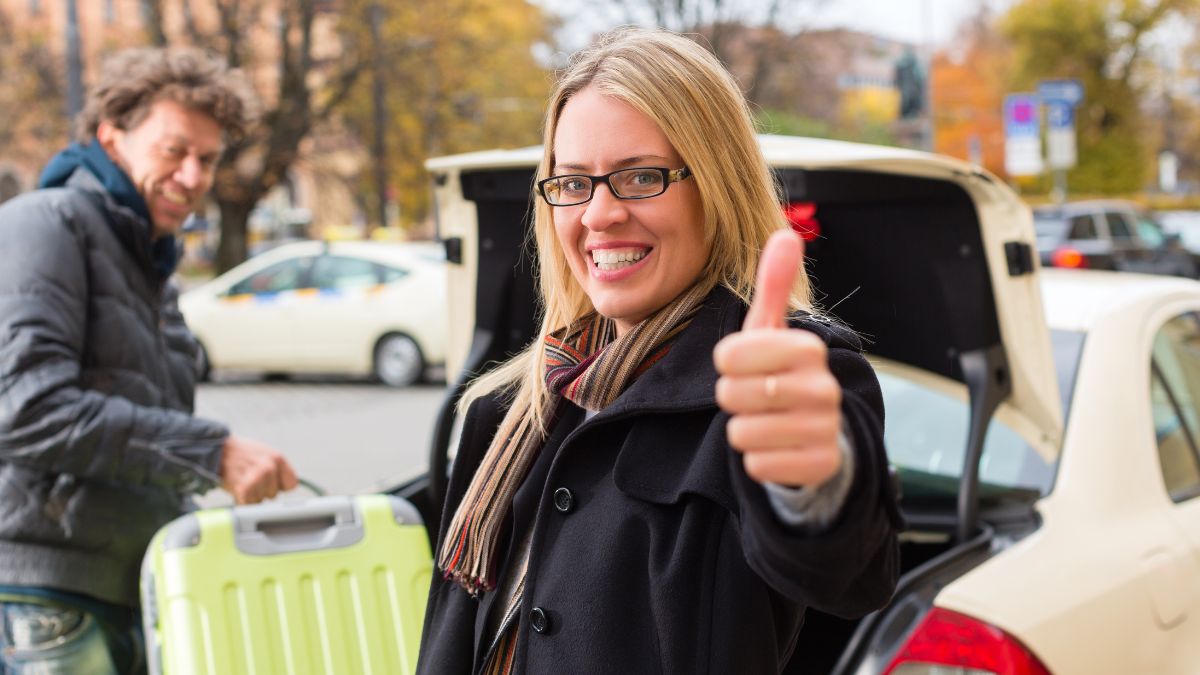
top-left (1038, 79), bottom-right (1084, 203)
top-left (1003, 94), bottom-right (1044, 177)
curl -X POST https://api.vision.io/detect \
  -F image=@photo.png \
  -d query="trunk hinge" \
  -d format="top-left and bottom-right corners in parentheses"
top-left (957, 344), bottom-right (1012, 543)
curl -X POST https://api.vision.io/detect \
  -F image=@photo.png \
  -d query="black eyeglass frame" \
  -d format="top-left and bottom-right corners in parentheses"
top-left (536, 166), bottom-right (693, 207)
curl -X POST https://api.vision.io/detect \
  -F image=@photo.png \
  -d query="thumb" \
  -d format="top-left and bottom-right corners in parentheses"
top-left (743, 229), bottom-right (804, 331)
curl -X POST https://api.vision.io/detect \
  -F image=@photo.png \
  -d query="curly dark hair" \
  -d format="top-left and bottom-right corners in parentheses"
top-left (76, 46), bottom-right (260, 143)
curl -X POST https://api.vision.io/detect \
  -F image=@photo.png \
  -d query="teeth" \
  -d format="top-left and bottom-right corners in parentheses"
top-left (591, 248), bottom-right (649, 270)
top-left (162, 192), bottom-right (189, 205)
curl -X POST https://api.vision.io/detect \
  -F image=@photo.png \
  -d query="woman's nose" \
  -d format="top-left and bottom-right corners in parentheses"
top-left (580, 183), bottom-right (629, 231)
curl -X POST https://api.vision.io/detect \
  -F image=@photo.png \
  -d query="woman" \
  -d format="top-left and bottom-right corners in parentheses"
top-left (417, 27), bottom-right (900, 674)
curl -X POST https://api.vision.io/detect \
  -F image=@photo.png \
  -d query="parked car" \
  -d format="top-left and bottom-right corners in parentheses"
top-left (1034, 199), bottom-right (1196, 278)
top-left (383, 138), bottom-right (1200, 674)
top-left (1157, 209), bottom-right (1200, 269)
top-left (180, 240), bottom-right (447, 386)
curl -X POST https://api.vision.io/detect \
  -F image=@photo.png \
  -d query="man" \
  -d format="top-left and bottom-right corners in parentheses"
top-left (0, 47), bottom-right (297, 673)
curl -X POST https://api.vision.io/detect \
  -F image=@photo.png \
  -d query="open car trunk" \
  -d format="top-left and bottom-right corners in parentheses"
top-left (415, 137), bottom-right (1061, 673)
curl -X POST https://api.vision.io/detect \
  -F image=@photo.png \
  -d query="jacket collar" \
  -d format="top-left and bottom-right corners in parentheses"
top-left (40, 142), bottom-right (179, 280)
top-left (588, 284), bottom-right (745, 423)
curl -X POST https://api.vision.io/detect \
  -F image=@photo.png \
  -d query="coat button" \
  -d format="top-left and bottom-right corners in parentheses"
top-left (529, 607), bottom-right (550, 633)
top-left (552, 487), bottom-right (574, 513)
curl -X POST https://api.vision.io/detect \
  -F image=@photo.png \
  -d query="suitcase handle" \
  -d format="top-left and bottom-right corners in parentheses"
top-left (232, 496), bottom-right (365, 555)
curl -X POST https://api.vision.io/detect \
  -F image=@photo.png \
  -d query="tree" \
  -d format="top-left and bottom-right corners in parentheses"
top-left (0, 5), bottom-right (68, 187)
top-left (593, 0), bottom-right (826, 104)
top-left (930, 7), bottom-right (1011, 178)
top-left (1001, 0), bottom-right (1196, 193)
top-left (141, 1), bottom-right (370, 271)
top-left (337, 0), bottom-right (554, 228)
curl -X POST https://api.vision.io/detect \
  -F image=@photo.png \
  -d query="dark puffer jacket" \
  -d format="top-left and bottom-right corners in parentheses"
top-left (0, 169), bottom-right (228, 607)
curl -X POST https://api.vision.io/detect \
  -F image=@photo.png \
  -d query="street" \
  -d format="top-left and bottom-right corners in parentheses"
top-left (193, 375), bottom-right (449, 506)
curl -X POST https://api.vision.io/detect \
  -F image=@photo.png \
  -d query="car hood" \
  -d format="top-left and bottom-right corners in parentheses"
top-left (427, 135), bottom-right (1063, 459)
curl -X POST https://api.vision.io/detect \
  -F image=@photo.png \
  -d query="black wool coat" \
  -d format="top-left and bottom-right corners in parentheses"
top-left (417, 285), bottom-right (901, 675)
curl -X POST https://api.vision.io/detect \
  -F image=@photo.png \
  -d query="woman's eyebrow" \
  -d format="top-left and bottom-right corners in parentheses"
top-left (554, 155), bottom-right (672, 172)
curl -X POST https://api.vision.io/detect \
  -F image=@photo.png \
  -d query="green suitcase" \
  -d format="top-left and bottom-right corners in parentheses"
top-left (140, 494), bottom-right (432, 675)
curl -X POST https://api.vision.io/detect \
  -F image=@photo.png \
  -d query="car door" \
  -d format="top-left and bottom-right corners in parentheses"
top-left (1064, 212), bottom-right (1116, 269)
top-left (1106, 209), bottom-right (1155, 273)
top-left (204, 256), bottom-right (315, 369)
top-left (1145, 310), bottom-right (1200, 671)
top-left (294, 253), bottom-right (391, 371)
top-left (1138, 215), bottom-right (1197, 278)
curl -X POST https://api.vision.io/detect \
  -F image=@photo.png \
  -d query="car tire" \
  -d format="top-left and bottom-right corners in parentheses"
top-left (195, 342), bottom-right (211, 382)
top-left (373, 333), bottom-right (425, 387)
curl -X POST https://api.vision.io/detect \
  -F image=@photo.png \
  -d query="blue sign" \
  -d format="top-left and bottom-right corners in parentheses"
top-left (1004, 94), bottom-right (1041, 138)
top-left (1045, 100), bottom-right (1075, 129)
top-left (1038, 79), bottom-right (1084, 106)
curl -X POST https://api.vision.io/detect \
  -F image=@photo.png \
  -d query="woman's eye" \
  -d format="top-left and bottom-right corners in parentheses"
top-left (562, 178), bottom-right (589, 193)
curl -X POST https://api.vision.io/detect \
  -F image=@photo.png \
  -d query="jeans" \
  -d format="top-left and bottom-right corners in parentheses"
top-left (0, 600), bottom-right (143, 675)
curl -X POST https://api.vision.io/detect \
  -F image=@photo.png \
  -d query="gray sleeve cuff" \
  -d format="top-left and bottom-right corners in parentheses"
top-left (763, 427), bottom-right (855, 532)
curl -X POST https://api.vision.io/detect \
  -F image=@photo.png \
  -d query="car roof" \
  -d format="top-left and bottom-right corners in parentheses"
top-left (1040, 268), bottom-right (1200, 332)
top-left (426, 134), bottom-right (968, 174)
top-left (250, 240), bottom-right (443, 265)
top-left (1033, 199), bottom-right (1143, 217)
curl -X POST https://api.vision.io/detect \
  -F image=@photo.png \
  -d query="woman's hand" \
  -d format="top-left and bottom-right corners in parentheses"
top-left (713, 230), bottom-right (843, 488)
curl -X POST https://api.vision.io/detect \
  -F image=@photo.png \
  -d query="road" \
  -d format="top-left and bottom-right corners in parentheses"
top-left (193, 374), bottom-right (450, 505)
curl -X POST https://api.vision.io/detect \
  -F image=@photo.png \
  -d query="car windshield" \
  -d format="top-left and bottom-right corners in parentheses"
top-left (1033, 213), bottom-right (1069, 247)
top-left (882, 329), bottom-right (1085, 505)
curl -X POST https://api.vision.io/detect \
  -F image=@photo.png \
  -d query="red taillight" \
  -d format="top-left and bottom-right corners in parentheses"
top-left (1051, 247), bottom-right (1087, 269)
top-left (783, 201), bottom-right (820, 241)
top-left (883, 607), bottom-right (1052, 675)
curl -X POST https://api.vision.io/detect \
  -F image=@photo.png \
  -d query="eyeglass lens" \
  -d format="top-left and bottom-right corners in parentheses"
top-left (544, 168), bottom-right (667, 205)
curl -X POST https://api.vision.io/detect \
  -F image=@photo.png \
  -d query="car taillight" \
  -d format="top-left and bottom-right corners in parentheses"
top-left (783, 201), bottom-right (820, 241)
top-left (1051, 247), bottom-right (1087, 269)
top-left (883, 607), bottom-right (1052, 675)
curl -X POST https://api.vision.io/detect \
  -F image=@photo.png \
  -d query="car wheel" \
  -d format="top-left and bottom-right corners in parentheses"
top-left (374, 333), bottom-right (425, 387)
top-left (195, 342), bottom-right (211, 382)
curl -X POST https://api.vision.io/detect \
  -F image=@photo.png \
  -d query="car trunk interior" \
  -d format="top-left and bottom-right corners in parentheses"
top-left (413, 165), bottom-right (1025, 673)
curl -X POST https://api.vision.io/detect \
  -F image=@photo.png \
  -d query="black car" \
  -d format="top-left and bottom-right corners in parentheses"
top-left (1033, 200), bottom-right (1197, 277)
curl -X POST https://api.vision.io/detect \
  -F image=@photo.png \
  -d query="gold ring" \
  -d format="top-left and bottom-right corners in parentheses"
top-left (764, 375), bottom-right (778, 400)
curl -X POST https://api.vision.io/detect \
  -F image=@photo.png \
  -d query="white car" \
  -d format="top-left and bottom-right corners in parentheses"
top-left (866, 268), bottom-right (1200, 674)
top-left (410, 138), bottom-right (1200, 673)
top-left (180, 240), bottom-right (447, 386)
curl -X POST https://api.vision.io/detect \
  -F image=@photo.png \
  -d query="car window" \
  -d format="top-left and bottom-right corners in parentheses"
top-left (380, 264), bottom-right (411, 284)
top-left (881, 329), bottom-right (1084, 503)
top-left (1034, 214), bottom-right (1068, 240)
top-left (311, 255), bottom-right (381, 290)
top-left (1106, 212), bottom-right (1134, 240)
top-left (1138, 218), bottom-right (1166, 247)
top-left (1068, 215), bottom-right (1098, 240)
top-left (1150, 312), bottom-right (1200, 502)
top-left (227, 257), bottom-right (311, 295)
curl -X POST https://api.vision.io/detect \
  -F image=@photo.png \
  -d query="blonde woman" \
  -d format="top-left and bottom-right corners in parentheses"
top-left (418, 28), bottom-right (900, 674)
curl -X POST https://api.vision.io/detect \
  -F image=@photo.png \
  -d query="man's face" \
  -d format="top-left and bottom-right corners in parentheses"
top-left (97, 99), bottom-right (223, 238)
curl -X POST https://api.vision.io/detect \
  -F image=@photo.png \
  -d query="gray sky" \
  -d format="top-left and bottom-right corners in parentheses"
top-left (546, 0), bottom-right (1017, 54)
top-left (806, 0), bottom-right (1009, 45)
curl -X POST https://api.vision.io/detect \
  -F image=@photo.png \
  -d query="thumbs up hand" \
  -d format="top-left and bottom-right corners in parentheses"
top-left (713, 230), bottom-right (843, 488)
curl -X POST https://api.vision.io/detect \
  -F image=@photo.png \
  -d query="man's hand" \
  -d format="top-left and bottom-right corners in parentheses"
top-left (713, 230), bottom-right (843, 488)
top-left (219, 435), bottom-right (299, 504)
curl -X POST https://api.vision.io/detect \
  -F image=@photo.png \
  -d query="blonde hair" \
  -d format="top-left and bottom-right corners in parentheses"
top-left (462, 27), bottom-right (813, 428)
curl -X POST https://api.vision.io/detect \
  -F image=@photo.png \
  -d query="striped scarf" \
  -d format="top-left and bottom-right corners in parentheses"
top-left (438, 283), bottom-right (710, 606)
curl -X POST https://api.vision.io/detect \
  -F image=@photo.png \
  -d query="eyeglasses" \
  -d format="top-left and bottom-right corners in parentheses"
top-left (536, 166), bottom-right (693, 207)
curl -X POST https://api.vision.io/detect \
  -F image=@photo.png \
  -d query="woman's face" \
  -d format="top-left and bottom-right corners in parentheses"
top-left (551, 87), bottom-right (710, 336)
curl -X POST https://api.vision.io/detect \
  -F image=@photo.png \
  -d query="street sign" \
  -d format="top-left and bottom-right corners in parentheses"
top-left (1038, 79), bottom-right (1084, 106)
top-left (1045, 99), bottom-right (1077, 169)
top-left (1004, 93), bottom-right (1043, 176)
